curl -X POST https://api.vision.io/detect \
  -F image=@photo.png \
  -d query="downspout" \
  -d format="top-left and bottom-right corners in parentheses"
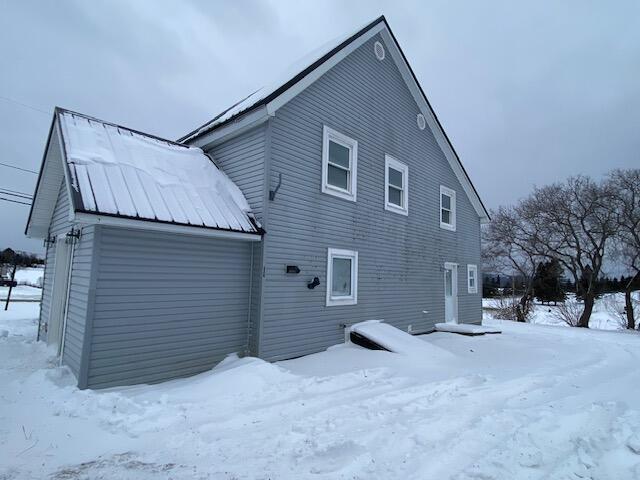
top-left (256, 118), bottom-right (273, 358)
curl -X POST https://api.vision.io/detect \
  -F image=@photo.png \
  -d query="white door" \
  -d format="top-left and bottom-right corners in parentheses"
top-left (48, 235), bottom-right (72, 355)
top-left (444, 263), bottom-right (458, 324)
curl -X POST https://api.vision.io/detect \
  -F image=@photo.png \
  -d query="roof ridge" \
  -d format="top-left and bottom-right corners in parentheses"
top-left (55, 107), bottom-right (194, 149)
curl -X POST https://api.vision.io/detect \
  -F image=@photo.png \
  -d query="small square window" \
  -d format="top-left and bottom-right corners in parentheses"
top-left (384, 155), bottom-right (408, 215)
top-left (326, 248), bottom-right (358, 306)
top-left (440, 186), bottom-right (456, 231)
top-left (467, 264), bottom-right (478, 294)
top-left (322, 126), bottom-right (357, 201)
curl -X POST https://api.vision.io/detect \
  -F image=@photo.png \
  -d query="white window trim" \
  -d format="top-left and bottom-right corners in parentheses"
top-left (321, 126), bottom-right (358, 202)
top-left (384, 155), bottom-right (409, 216)
top-left (326, 248), bottom-right (358, 306)
top-left (440, 185), bottom-right (456, 231)
top-left (467, 264), bottom-right (478, 294)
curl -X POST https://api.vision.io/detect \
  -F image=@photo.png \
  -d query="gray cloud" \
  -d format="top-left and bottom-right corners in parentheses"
top-left (1, 0), bottom-right (638, 253)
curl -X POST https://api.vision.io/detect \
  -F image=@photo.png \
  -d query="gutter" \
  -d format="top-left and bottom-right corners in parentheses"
top-left (74, 211), bottom-right (264, 241)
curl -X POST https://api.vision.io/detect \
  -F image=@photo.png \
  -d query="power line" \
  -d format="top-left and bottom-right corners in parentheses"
top-left (0, 161), bottom-right (38, 174)
top-left (0, 95), bottom-right (51, 116)
top-left (0, 196), bottom-right (31, 206)
top-left (0, 190), bottom-right (32, 200)
top-left (0, 187), bottom-right (32, 197)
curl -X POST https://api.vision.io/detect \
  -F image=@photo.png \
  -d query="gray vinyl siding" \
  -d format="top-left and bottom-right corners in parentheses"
top-left (207, 125), bottom-right (268, 356)
top-left (62, 226), bottom-right (95, 377)
top-left (39, 180), bottom-right (95, 379)
top-left (208, 125), bottom-right (267, 222)
top-left (248, 242), bottom-right (263, 356)
top-left (86, 227), bottom-right (253, 389)
top-left (260, 34), bottom-right (482, 360)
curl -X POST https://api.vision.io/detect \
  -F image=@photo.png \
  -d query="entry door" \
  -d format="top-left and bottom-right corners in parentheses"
top-left (48, 235), bottom-right (72, 355)
top-left (444, 263), bottom-right (458, 324)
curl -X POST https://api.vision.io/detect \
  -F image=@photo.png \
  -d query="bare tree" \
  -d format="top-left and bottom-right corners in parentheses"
top-left (552, 298), bottom-right (584, 327)
top-left (482, 207), bottom-right (538, 322)
top-left (603, 293), bottom-right (639, 330)
top-left (517, 176), bottom-right (617, 328)
top-left (607, 169), bottom-right (640, 329)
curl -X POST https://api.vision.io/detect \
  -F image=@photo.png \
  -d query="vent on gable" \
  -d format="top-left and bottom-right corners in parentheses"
top-left (374, 41), bottom-right (385, 61)
top-left (416, 113), bottom-right (426, 131)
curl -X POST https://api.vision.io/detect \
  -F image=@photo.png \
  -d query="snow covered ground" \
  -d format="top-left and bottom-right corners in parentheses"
top-left (0, 285), bottom-right (42, 301)
top-left (2, 304), bottom-right (640, 479)
top-left (483, 292), bottom-right (639, 331)
top-left (0, 266), bottom-right (43, 301)
top-left (13, 266), bottom-right (44, 287)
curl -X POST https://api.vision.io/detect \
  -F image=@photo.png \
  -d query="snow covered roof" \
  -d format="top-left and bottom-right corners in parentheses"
top-left (26, 109), bottom-right (262, 239)
top-left (178, 16), bottom-right (490, 223)
top-left (179, 17), bottom-right (383, 143)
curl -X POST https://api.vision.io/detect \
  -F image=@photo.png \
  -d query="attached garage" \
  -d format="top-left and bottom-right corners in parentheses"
top-left (26, 108), bottom-right (262, 389)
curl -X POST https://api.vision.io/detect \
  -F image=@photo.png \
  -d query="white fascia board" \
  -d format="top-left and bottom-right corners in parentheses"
top-left (26, 225), bottom-right (48, 239)
top-left (378, 29), bottom-right (490, 224)
top-left (55, 120), bottom-right (77, 224)
top-left (189, 105), bottom-right (271, 149)
top-left (26, 122), bottom-right (71, 238)
top-left (265, 22), bottom-right (386, 115)
top-left (74, 212), bottom-right (262, 242)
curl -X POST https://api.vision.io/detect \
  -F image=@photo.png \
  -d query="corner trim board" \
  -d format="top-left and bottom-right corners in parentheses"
top-left (77, 225), bottom-right (99, 390)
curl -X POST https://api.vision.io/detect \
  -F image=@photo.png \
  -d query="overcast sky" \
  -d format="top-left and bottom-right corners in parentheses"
top-left (1, 0), bottom-right (639, 255)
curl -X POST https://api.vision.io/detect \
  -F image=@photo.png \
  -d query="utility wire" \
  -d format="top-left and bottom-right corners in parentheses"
top-left (0, 187), bottom-right (32, 197)
top-left (0, 190), bottom-right (32, 200)
top-left (0, 95), bottom-right (51, 116)
top-left (0, 161), bottom-right (38, 174)
top-left (0, 196), bottom-right (31, 206)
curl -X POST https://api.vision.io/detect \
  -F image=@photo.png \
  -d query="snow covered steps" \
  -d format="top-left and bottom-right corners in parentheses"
top-left (435, 323), bottom-right (502, 336)
top-left (348, 321), bottom-right (453, 359)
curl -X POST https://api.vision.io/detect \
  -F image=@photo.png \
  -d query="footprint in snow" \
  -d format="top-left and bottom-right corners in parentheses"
top-left (627, 434), bottom-right (640, 455)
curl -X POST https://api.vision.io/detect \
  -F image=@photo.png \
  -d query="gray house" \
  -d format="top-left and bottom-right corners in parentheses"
top-left (26, 16), bottom-right (489, 389)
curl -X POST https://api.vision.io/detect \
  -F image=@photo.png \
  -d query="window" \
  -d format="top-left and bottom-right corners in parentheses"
top-left (326, 248), bottom-right (358, 306)
top-left (322, 126), bottom-right (358, 201)
top-left (384, 155), bottom-right (408, 215)
top-left (467, 264), bottom-right (478, 294)
top-left (440, 186), bottom-right (456, 231)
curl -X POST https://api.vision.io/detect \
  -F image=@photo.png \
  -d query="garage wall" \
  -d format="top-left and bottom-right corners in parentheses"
top-left (39, 179), bottom-right (96, 379)
top-left (85, 227), bottom-right (253, 389)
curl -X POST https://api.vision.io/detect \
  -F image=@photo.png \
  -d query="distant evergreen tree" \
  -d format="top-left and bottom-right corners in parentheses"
top-left (534, 259), bottom-right (566, 304)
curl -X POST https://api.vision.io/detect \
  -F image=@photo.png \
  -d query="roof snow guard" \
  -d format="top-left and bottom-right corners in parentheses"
top-left (26, 109), bottom-right (262, 240)
top-left (179, 15), bottom-right (489, 223)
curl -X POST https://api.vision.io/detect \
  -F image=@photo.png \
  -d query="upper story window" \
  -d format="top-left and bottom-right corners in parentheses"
top-left (384, 155), bottom-right (408, 215)
top-left (440, 185), bottom-right (456, 231)
top-left (467, 264), bottom-right (478, 294)
top-left (326, 248), bottom-right (358, 306)
top-left (322, 126), bottom-right (358, 201)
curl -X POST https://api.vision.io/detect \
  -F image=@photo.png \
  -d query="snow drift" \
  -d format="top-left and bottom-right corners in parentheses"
top-left (350, 320), bottom-right (453, 359)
